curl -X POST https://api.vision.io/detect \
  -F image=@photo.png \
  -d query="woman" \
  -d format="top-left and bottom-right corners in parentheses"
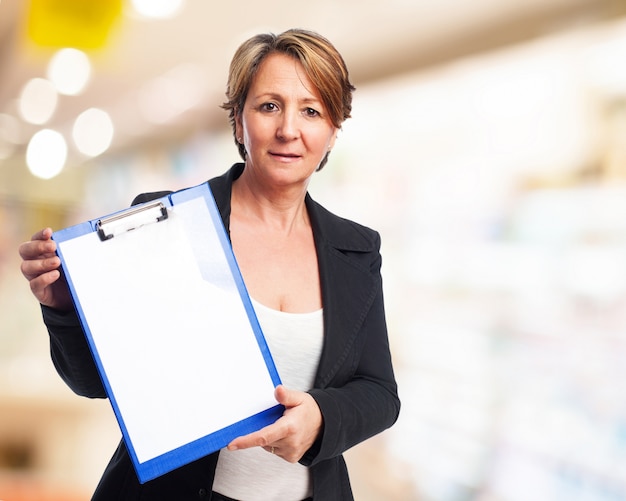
top-left (19, 29), bottom-right (400, 500)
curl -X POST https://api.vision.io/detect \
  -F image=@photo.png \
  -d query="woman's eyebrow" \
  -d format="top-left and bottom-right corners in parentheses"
top-left (251, 92), bottom-right (322, 104)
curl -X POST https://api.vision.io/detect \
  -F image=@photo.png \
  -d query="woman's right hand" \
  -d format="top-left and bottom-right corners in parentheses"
top-left (18, 227), bottom-right (73, 311)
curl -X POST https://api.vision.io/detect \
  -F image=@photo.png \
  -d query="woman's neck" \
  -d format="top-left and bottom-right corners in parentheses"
top-left (231, 168), bottom-right (311, 234)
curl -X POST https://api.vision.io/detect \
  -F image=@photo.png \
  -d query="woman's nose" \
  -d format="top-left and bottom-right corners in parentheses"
top-left (276, 110), bottom-right (300, 141)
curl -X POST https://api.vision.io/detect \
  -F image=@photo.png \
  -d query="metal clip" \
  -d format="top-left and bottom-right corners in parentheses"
top-left (96, 201), bottom-right (168, 241)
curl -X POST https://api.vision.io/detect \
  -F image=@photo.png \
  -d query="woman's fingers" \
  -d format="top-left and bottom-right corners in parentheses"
top-left (18, 228), bottom-right (72, 310)
top-left (227, 385), bottom-right (322, 463)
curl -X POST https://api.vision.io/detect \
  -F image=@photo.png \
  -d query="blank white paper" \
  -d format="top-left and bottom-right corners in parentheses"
top-left (58, 197), bottom-right (277, 463)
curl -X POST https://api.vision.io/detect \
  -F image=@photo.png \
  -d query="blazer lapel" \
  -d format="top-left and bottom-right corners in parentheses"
top-left (306, 195), bottom-right (379, 388)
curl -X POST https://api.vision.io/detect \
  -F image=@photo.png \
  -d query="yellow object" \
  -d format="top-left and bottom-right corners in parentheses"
top-left (27, 0), bottom-right (123, 49)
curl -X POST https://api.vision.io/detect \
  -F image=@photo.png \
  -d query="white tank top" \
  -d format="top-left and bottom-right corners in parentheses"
top-left (212, 300), bottom-right (324, 501)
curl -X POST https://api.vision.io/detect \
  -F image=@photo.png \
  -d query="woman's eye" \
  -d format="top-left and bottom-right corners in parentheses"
top-left (305, 108), bottom-right (320, 117)
top-left (261, 103), bottom-right (277, 112)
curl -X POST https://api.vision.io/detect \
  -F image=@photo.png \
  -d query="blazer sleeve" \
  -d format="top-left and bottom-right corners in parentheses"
top-left (44, 305), bottom-right (107, 398)
top-left (302, 233), bottom-right (400, 466)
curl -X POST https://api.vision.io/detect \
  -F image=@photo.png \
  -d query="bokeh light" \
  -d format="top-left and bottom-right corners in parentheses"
top-left (131, 0), bottom-right (184, 19)
top-left (26, 129), bottom-right (67, 179)
top-left (18, 78), bottom-right (58, 125)
top-left (72, 108), bottom-right (114, 157)
top-left (47, 48), bottom-right (92, 96)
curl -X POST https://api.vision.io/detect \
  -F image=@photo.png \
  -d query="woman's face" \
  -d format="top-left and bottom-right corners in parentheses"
top-left (236, 53), bottom-right (338, 189)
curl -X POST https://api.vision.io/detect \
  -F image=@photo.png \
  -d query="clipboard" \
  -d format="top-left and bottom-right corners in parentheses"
top-left (52, 182), bottom-right (283, 483)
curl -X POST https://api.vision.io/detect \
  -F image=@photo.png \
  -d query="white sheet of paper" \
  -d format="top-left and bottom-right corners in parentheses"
top-left (58, 197), bottom-right (277, 462)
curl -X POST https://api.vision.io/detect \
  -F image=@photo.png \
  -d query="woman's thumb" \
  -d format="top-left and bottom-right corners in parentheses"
top-left (274, 384), bottom-right (300, 407)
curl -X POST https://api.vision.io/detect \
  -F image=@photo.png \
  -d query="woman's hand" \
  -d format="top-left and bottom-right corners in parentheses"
top-left (18, 228), bottom-right (73, 311)
top-left (227, 385), bottom-right (323, 463)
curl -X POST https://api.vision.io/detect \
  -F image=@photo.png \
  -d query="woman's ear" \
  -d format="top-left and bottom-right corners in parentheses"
top-left (235, 108), bottom-right (243, 143)
top-left (328, 127), bottom-right (339, 151)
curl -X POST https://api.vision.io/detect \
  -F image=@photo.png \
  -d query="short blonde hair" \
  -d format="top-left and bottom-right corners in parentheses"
top-left (222, 29), bottom-right (355, 170)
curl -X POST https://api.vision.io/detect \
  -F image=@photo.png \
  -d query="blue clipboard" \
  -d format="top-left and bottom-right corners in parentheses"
top-left (53, 182), bottom-right (283, 483)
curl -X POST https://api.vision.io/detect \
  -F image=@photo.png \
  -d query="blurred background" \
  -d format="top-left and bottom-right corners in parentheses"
top-left (2, 0), bottom-right (626, 499)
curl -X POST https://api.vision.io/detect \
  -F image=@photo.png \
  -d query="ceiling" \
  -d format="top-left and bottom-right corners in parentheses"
top-left (0, 0), bottom-right (624, 172)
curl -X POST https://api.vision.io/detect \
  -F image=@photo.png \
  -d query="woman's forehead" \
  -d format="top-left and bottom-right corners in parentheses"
top-left (248, 53), bottom-right (321, 101)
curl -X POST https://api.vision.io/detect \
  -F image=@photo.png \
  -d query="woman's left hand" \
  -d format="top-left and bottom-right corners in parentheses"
top-left (227, 385), bottom-right (322, 463)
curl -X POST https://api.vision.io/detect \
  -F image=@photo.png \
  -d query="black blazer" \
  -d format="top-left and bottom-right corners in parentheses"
top-left (43, 164), bottom-right (400, 500)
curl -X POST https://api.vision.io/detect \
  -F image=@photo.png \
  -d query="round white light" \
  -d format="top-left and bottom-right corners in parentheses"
top-left (73, 108), bottom-right (114, 156)
top-left (47, 48), bottom-right (92, 96)
top-left (26, 129), bottom-right (67, 179)
top-left (131, 0), bottom-right (184, 18)
top-left (18, 78), bottom-right (58, 125)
